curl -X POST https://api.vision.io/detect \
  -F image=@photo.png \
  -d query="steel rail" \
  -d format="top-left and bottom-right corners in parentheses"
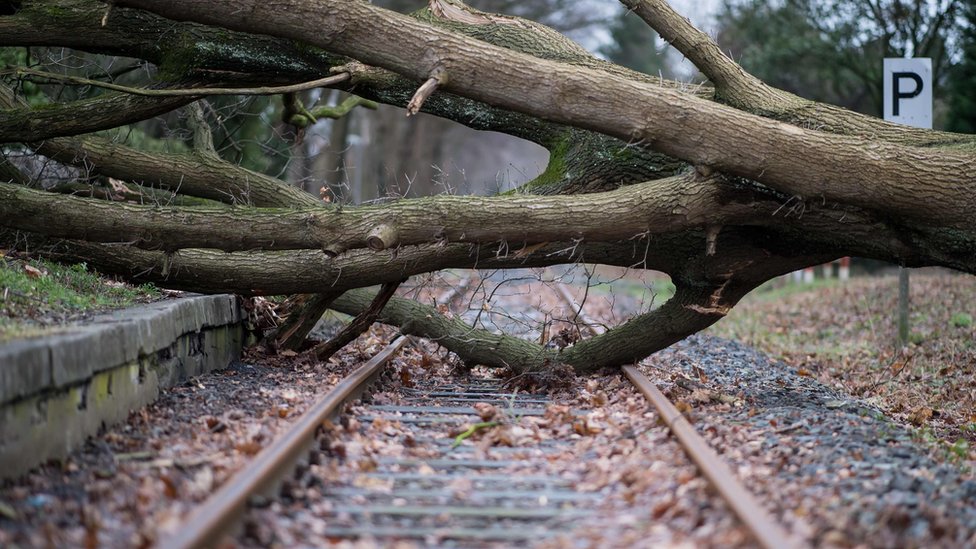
top-left (623, 366), bottom-right (800, 549)
top-left (551, 282), bottom-right (798, 548)
top-left (157, 336), bottom-right (409, 549)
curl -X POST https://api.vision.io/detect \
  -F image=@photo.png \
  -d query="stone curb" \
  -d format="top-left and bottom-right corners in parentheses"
top-left (0, 294), bottom-right (245, 480)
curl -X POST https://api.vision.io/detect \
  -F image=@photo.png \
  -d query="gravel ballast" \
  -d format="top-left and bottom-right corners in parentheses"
top-left (641, 334), bottom-right (976, 548)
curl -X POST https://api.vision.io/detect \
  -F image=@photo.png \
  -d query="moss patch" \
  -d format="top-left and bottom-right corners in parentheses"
top-left (0, 254), bottom-right (161, 343)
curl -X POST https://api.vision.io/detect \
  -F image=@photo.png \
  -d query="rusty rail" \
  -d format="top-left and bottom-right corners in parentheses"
top-left (552, 281), bottom-right (798, 549)
top-left (158, 336), bottom-right (409, 549)
top-left (622, 366), bottom-right (799, 549)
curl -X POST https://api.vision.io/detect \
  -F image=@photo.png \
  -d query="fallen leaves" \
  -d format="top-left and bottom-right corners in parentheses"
top-left (573, 416), bottom-right (603, 436)
top-left (22, 264), bottom-right (45, 278)
top-left (234, 441), bottom-right (263, 456)
top-left (472, 402), bottom-right (499, 421)
top-left (909, 406), bottom-right (935, 426)
top-left (707, 273), bottom-right (976, 442)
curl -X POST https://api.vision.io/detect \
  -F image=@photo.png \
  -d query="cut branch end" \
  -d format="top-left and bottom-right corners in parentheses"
top-left (322, 243), bottom-right (347, 258)
top-left (366, 224), bottom-right (399, 251)
top-left (406, 72), bottom-right (447, 116)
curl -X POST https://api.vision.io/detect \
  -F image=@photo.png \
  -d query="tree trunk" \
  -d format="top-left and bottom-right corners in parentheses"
top-left (4, 0), bottom-right (976, 375)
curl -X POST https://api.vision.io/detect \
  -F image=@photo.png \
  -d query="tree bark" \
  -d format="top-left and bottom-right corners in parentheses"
top-left (4, 0), bottom-right (976, 375)
top-left (117, 0), bottom-right (976, 229)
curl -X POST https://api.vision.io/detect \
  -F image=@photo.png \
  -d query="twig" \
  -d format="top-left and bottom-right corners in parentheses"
top-left (450, 421), bottom-right (499, 448)
top-left (866, 352), bottom-right (915, 392)
top-left (5, 67), bottom-right (351, 97)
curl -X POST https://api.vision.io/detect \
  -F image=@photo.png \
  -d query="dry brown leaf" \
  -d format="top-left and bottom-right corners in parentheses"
top-left (357, 457), bottom-right (377, 472)
top-left (651, 497), bottom-right (675, 519)
top-left (399, 368), bottom-right (414, 387)
top-left (472, 402), bottom-right (498, 421)
top-left (909, 406), bottom-right (934, 425)
top-left (235, 441), bottom-right (263, 455)
top-left (544, 404), bottom-right (573, 426)
top-left (23, 264), bottom-right (45, 278)
top-left (160, 474), bottom-right (179, 499)
top-left (572, 417), bottom-right (602, 436)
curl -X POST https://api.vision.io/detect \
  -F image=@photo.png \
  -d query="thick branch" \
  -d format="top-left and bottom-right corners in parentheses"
top-left (29, 211), bottom-right (969, 299)
top-left (0, 175), bottom-right (763, 253)
top-left (330, 287), bottom-right (553, 372)
top-left (271, 292), bottom-right (343, 351)
top-left (116, 0), bottom-right (976, 227)
top-left (619, 0), bottom-right (781, 107)
top-left (0, 84), bottom-right (315, 209)
top-left (619, 0), bottom-right (964, 145)
top-left (34, 135), bottom-right (320, 208)
top-left (324, 249), bottom-right (815, 374)
top-left (0, 86), bottom-right (197, 143)
top-left (0, 0), bottom-right (343, 83)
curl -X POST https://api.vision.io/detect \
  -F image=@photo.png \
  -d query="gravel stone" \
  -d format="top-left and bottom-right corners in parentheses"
top-left (641, 334), bottom-right (976, 548)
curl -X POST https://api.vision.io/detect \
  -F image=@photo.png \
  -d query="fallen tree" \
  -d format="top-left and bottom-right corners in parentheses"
top-left (1, 0), bottom-right (974, 376)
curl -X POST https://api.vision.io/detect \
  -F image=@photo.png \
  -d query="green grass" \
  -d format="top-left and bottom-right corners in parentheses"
top-left (951, 312), bottom-right (974, 328)
top-left (0, 256), bottom-right (161, 342)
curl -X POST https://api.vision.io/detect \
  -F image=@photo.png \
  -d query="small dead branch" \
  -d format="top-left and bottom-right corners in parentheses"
top-left (406, 70), bottom-right (447, 116)
top-left (272, 292), bottom-right (344, 352)
top-left (674, 378), bottom-right (740, 405)
top-left (312, 280), bottom-right (403, 361)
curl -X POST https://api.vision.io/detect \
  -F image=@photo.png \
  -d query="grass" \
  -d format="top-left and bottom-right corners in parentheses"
top-left (0, 254), bottom-right (161, 342)
top-left (708, 269), bottom-right (976, 450)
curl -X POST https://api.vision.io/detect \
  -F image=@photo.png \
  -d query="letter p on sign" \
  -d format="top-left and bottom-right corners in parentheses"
top-left (883, 58), bottom-right (932, 129)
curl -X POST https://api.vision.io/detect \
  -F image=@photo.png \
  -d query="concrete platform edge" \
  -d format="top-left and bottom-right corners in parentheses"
top-left (0, 294), bottom-right (245, 480)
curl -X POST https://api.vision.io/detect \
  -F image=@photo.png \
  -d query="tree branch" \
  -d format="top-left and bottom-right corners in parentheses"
top-left (330, 287), bottom-right (553, 372)
top-left (0, 175), bottom-right (766, 253)
top-left (6, 66), bottom-right (350, 97)
top-left (113, 0), bottom-right (976, 228)
top-left (312, 280), bottom-right (402, 361)
top-left (618, 0), bottom-right (783, 107)
top-left (271, 292), bottom-right (344, 351)
top-left (0, 85), bottom-right (197, 143)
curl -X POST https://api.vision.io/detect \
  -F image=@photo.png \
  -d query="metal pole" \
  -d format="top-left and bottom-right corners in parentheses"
top-left (898, 267), bottom-right (910, 344)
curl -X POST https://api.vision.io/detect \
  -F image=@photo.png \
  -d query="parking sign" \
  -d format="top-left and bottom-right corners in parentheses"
top-left (883, 58), bottom-right (932, 129)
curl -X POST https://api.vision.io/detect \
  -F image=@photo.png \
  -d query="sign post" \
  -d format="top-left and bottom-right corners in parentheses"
top-left (883, 58), bottom-right (931, 345)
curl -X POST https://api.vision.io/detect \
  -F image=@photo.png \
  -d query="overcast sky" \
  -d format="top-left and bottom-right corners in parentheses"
top-left (667, 0), bottom-right (722, 76)
top-left (579, 0), bottom-right (721, 76)
top-left (672, 0), bottom-right (721, 30)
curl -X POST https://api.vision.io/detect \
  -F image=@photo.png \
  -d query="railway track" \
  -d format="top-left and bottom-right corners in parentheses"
top-left (157, 275), bottom-right (799, 548)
